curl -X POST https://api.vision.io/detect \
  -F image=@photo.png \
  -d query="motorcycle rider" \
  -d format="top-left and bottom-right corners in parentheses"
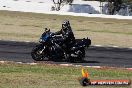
top-left (54, 20), bottom-right (76, 52)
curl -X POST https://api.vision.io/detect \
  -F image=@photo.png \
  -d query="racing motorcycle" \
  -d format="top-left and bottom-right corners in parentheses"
top-left (31, 30), bottom-right (91, 62)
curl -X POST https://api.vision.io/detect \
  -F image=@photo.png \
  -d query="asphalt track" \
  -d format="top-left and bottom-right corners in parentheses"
top-left (0, 40), bottom-right (132, 68)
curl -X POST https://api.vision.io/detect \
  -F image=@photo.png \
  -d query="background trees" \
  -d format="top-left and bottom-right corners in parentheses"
top-left (52, 0), bottom-right (74, 11)
top-left (52, 0), bottom-right (132, 15)
top-left (83, 0), bottom-right (132, 15)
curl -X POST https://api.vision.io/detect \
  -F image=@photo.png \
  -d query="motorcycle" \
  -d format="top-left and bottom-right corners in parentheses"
top-left (31, 30), bottom-right (91, 62)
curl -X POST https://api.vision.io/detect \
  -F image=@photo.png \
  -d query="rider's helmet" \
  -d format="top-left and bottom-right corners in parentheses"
top-left (62, 20), bottom-right (69, 30)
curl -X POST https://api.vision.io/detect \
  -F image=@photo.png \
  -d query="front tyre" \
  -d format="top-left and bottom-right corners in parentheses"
top-left (31, 45), bottom-right (44, 61)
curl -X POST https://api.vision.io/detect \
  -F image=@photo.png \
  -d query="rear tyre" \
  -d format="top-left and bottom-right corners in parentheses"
top-left (76, 49), bottom-right (85, 62)
top-left (69, 49), bottom-right (85, 63)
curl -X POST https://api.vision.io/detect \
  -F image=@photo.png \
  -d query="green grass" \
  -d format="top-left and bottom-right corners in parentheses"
top-left (0, 10), bottom-right (132, 47)
top-left (0, 62), bottom-right (131, 88)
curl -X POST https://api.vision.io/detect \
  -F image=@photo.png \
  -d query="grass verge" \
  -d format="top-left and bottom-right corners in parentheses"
top-left (0, 62), bottom-right (131, 88)
top-left (0, 10), bottom-right (132, 47)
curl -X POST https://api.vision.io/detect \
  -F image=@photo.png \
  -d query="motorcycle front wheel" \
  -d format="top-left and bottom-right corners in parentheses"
top-left (31, 44), bottom-right (45, 61)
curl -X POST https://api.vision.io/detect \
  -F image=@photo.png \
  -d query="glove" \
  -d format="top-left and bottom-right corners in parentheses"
top-left (50, 33), bottom-right (55, 37)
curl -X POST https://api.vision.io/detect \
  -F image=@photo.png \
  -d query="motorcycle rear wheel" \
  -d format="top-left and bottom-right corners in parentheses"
top-left (72, 49), bottom-right (85, 62)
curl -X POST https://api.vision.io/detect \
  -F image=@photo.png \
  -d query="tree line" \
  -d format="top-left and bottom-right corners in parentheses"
top-left (51, 0), bottom-right (132, 15)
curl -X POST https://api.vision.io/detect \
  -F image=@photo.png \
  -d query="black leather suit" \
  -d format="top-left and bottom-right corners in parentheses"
top-left (54, 26), bottom-right (75, 51)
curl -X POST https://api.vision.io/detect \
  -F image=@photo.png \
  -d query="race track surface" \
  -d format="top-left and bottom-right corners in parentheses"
top-left (0, 40), bottom-right (132, 68)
